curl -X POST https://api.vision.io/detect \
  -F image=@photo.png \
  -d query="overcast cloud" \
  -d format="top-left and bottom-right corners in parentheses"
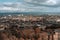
top-left (0, 0), bottom-right (60, 12)
top-left (24, 0), bottom-right (60, 6)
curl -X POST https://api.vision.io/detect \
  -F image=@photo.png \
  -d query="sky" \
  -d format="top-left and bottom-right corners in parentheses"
top-left (0, 0), bottom-right (60, 12)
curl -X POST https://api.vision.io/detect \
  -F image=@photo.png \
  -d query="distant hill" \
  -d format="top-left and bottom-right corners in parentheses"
top-left (0, 12), bottom-right (60, 16)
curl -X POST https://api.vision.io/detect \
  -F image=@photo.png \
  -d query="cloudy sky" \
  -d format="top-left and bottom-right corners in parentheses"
top-left (0, 0), bottom-right (60, 12)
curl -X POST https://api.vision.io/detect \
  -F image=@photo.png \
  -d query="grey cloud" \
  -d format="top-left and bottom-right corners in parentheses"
top-left (24, 0), bottom-right (47, 2)
top-left (32, 0), bottom-right (48, 3)
top-left (0, 1), bottom-right (60, 12)
top-left (24, 0), bottom-right (60, 7)
top-left (29, 3), bottom-right (60, 7)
